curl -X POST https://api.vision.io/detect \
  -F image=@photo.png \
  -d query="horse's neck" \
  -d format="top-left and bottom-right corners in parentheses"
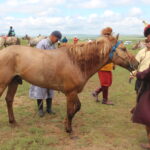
top-left (76, 50), bottom-right (110, 80)
top-left (66, 40), bottom-right (111, 81)
top-left (84, 57), bottom-right (109, 80)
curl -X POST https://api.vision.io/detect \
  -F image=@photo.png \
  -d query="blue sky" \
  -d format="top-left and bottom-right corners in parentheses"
top-left (0, 0), bottom-right (149, 36)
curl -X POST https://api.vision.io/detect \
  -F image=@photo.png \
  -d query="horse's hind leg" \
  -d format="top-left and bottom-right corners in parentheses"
top-left (0, 83), bottom-right (7, 97)
top-left (65, 92), bottom-right (81, 133)
top-left (5, 80), bottom-right (18, 124)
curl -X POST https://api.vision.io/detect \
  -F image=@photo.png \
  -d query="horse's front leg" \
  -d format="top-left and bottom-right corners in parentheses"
top-left (65, 92), bottom-right (81, 133)
top-left (5, 80), bottom-right (18, 124)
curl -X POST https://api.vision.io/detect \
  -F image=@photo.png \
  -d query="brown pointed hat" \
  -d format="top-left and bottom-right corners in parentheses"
top-left (101, 27), bottom-right (113, 36)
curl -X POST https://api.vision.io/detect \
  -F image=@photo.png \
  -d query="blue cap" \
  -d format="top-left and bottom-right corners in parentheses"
top-left (51, 30), bottom-right (62, 40)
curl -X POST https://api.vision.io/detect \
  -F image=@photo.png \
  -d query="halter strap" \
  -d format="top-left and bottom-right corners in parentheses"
top-left (109, 41), bottom-right (122, 59)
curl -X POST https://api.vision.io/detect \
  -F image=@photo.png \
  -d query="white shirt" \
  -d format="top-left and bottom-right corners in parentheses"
top-left (136, 47), bottom-right (150, 72)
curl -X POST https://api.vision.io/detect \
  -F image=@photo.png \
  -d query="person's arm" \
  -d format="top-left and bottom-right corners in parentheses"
top-left (36, 40), bottom-right (45, 49)
top-left (136, 67), bottom-right (150, 80)
top-left (130, 50), bottom-right (143, 78)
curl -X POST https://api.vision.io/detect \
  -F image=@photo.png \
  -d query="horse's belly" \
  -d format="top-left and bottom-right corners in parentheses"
top-left (22, 73), bottom-right (65, 92)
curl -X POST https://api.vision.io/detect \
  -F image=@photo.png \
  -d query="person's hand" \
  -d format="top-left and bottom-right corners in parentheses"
top-left (129, 75), bottom-right (134, 80)
top-left (130, 71), bottom-right (137, 77)
top-left (129, 72), bottom-right (137, 78)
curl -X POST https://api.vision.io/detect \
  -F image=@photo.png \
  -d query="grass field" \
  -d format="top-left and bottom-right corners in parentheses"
top-left (0, 38), bottom-right (146, 150)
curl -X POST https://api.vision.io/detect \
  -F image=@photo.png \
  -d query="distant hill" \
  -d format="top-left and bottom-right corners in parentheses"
top-left (63, 34), bottom-right (144, 41)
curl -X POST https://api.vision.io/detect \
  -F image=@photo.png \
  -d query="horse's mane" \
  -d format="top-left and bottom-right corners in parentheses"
top-left (60, 27), bottom-right (117, 74)
top-left (66, 40), bottom-right (106, 61)
top-left (66, 38), bottom-right (110, 62)
top-left (64, 36), bottom-right (115, 74)
top-left (65, 27), bottom-right (116, 65)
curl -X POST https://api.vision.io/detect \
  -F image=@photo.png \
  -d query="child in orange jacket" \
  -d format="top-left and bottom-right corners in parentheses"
top-left (92, 63), bottom-right (114, 105)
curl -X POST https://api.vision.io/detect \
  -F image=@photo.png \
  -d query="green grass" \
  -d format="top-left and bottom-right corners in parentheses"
top-left (0, 38), bottom-right (146, 150)
top-left (20, 39), bottom-right (28, 46)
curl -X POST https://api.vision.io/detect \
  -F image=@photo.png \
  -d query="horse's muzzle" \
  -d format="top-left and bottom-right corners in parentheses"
top-left (129, 61), bottom-right (139, 72)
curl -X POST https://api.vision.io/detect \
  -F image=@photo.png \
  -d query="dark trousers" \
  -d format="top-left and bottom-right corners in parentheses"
top-left (95, 86), bottom-right (109, 100)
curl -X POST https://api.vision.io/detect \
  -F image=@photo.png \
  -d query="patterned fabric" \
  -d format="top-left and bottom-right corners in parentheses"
top-left (29, 38), bottom-right (55, 100)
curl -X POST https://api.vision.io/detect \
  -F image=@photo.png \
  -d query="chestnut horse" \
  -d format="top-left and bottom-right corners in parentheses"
top-left (132, 40), bottom-right (146, 50)
top-left (0, 36), bottom-right (20, 48)
top-left (0, 28), bottom-right (138, 133)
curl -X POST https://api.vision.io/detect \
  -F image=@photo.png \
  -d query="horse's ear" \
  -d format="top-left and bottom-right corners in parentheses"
top-left (116, 34), bottom-right (119, 40)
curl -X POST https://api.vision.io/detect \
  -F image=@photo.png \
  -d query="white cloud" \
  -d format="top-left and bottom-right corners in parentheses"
top-left (79, 0), bottom-right (106, 8)
top-left (105, 17), bottom-right (143, 34)
top-left (141, 0), bottom-right (150, 4)
top-left (0, 0), bottom-right (65, 16)
top-left (88, 14), bottom-right (99, 23)
top-left (101, 10), bottom-right (120, 18)
top-left (113, 0), bottom-right (134, 5)
top-left (0, 12), bottom-right (144, 36)
top-left (0, 0), bottom-right (148, 36)
top-left (129, 7), bottom-right (142, 16)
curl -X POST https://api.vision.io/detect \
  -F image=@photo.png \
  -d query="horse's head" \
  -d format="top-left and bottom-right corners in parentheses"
top-left (101, 27), bottom-right (139, 72)
top-left (110, 37), bottom-right (139, 72)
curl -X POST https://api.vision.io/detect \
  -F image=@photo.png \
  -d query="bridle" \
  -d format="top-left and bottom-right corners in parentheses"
top-left (109, 41), bottom-right (122, 59)
top-left (109, 41), bottom-right (136, 72)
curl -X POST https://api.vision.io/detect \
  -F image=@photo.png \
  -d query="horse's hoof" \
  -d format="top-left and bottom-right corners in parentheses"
top-left (64, 119), bottom-right (72, 133)
top-left (65, 128), bottom-right (72, 133)
top-left (9, 120), bottom-right (18, 127)
top-left (9, 120), bottom-right (16, 124)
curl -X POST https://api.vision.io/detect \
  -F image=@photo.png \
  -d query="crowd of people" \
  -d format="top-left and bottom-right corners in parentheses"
top-left (6, 21), bottom-right (150, 149)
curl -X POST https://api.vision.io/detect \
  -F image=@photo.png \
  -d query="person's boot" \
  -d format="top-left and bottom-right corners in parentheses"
top-left (37, 99), bottom-right (44, 117)
top-left (46, 98), bottom-right (55, 115)
top-left (102, 99), bottom-right (114, 105)
top-left (92, 87), bottom-right (102, 102)
top-left (92, 91), bottom-right (99, 102)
